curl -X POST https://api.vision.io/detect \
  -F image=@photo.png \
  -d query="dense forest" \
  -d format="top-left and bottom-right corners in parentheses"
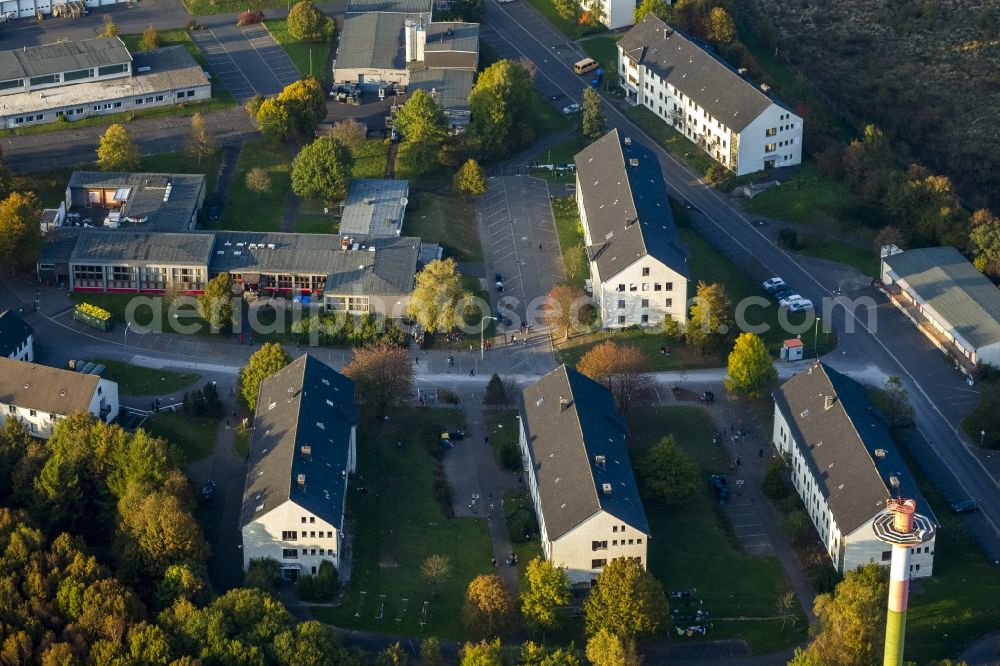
top-left (0, 414), bottom-right (363, 665)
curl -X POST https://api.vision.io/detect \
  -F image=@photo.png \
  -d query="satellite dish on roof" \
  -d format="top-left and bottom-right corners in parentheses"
top-left (400, 197), bottom-right (409, 206)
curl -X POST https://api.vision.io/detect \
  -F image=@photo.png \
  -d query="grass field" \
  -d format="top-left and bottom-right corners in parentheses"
top-left (313, 408), bottom-right (494, 639)
top-left (210, 138), bottom-right (291, 232)
top-left (94, 359), bottom-right (199, 396)
top-left (625, 106), bottom-right (716, 177)
top-left (143, 411), bottom-right (219, 463)
top-left (536, 137), bottom-right (588, 166)
top-left (352, 139), bottom-right (391, 179)
top-left (551, 196), bottom-right (589, 290)
top-left (580, 35), bottom-right (620, 72)
top-left (522, 0), bottom-right (605, 39)
top-left (183, 0), bottom-right (287, 15)
top-left (265, 17), bottom-right (334, 78)
top-left (627, 406), bottom-right (808, 653)
top-left (790, 234), bottom-right (880, 276)
top-left (532, 89), bottom-right (572, 137)
top-left (746, 164), bottom-right (876, 231)
top-left (140, 150), bottom-right (224, 194)
top-left (70, 293), bottom-right (213, 336)
top-left (14, 168), bottom-right (75, 208)
top-left (407, 192), bottom-right (483, 262)
top-left (234, 427), bottom-right (251, 457)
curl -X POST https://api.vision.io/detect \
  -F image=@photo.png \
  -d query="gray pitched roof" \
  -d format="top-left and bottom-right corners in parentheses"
top-left (0, 357), bottom-right (100, 415)
top-left (773, 363), bottom-right (933, 535)
top-left (336, 12), bottom-right (412, 70)
top-left (241, 355), bottom-right (357, 528)
top-left (69, 229), bottom-right (215, 266)
top-left (322, 235), bottom-right (420, 296)
top-left (340, 179), bottom-right (410, 239)
top-left (68, 169), bottom-right (206, 231)
top-left (883, 246), bottom-right (1000, 351)
top-left (423, 22), bottom-right (479, 69)
top-left (131, 45), bottom-right (211, 90)
top-left (408, 68), bottom-right (473, 112)
top-left (618, 16), bottom-right (785, 133)
top-left (37, 226), bottom-right (83, 265)
top-left (0, 310), bottom-right (32, 357)
top-left (346, 0), bottom-right (432, 12)
top-left (575, 129), bottom-right (687, 280)
top-left (518, 365), bottom-right (649, 540)
top-left (0, 37), bottom-right (131, 82)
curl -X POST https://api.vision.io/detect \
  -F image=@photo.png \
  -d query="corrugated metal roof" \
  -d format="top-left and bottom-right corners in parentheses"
top-left (884, 246), bottom-right (1000, 351)
top-left (68, 166), bottom-right (206, 231)
top-left (346, 0), bottom-right (432, 13)
top-left (336, 12), bottom-right (412, 70)
top-left (340, 179), bottom-right (409, 239)
top-left (70, 229), bottom-right (215, 265)
top-left (408, 68), bottom-right (473, 112)
top-left (424, 22), bottom-right (479, 57)
top-left (575, 129), bottom-right (687, 279)
top-left (0, 37), bottom-right (131, 82)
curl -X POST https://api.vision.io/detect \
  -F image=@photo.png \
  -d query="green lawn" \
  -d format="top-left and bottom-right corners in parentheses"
top-left (143, 411), bottom-right (219, 463)
top-left (486, 409), bottom-right (519, 473)
top-left (234, 427), bottom-right (251, 457)
top-left (293, 215), bottom-right (336, 234)
top-left (790, 234), bottom-right (880, 277)
top-left (351, 140), bottom-right (391, 179)
top-left (522, 0), bottom-right (605, 39)
top-left (210, 138), bottom-right (291, 232)
top-left (551, 196), bottom-right (589, 290)
top-left (532, 89), bottom-right (572, 137)
top-left (70, 293), bottom-right (213, 336)
top-left (14, 168), bottom-right (75, 208)
top-left (580, 35), bottom-right (620, 72)
top-left (265, 17), bottom-right (334, 78)
top-left (407, 192), bottom-right (483, 262)
top-left (627, 407), bottom-right (808, 653)
top-left (94, 359), bottom-right (199, 396)
top-left (140, 150), bottom-right (224, 194)
top-left (183, 0), bottom-right (289, 15)
top-left (536, 137), bottom-right (588, 166)
top-left (313, 408), bottom-right (494, 639)
top-left (625, 106), bottom-right (716, 177)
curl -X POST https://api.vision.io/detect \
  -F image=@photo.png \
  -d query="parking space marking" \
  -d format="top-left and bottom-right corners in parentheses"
top-left (191, 30), bottom-right (258, 104)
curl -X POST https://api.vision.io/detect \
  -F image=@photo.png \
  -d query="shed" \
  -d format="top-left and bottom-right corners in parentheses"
top-left (781, 338), bottom-right (804, 361)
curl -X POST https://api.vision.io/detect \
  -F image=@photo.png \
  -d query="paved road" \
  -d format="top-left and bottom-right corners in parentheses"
top-left (481, 0), bottom-right (1000, 562)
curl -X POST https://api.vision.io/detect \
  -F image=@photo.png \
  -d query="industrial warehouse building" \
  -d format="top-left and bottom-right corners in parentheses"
top-left (575, 129), bottom-right (688, 329)
top-left (772, 363), bottom-right (935, 579)
top-left (618, 16), bottom-right (803, 176)
top-left (518, 365), bottom-right (650, 584)
top-left (241, 355), bottom-right (357, 579)
top-left (881, 246), bottom-right (1000, 370)
top-left (0, 39), bottom-right (210, 129)
top-left (0, 0), bottom-right (121, 21)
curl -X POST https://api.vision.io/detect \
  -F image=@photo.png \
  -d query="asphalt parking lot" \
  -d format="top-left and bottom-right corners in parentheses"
top-left (190, 29), bottom-right (257, 103)
top-left (239, 24), bottom-right (300, 88)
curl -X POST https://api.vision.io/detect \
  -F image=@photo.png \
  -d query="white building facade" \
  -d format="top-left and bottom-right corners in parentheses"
top-left (772, 364), bottom-right (935, 579)
top-left (0, 310), bottom-right (34, 362)
top-left (618, 16), bottom-right (803, 176)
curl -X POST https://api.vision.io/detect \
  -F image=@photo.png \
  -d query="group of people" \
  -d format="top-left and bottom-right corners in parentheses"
top-left (491, 552), bottom-right (519, 568)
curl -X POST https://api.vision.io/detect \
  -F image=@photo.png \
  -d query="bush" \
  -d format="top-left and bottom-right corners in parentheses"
top-left (761, 456), bottom-right (791, 500)
top-left (781, 509), bottom-right (812, 546)
top-left (705, 163), bottom-right (729, 184)
top-left (507, 508), bottom-right (538, 543)
top-left (237, 9), bottom-right (265, 26)
top-left (244, 558), bottom-right (281, 593)
top-left (432, 470), bottom-right (454, 518)
top-left (296, 560), bottom-right (339, 601)
top-left (498, 441), bottom-right (520, 472)
top-left (777, 228), bottom-right (803, 250)
top-left (812, 562), bottom-right (840, 594)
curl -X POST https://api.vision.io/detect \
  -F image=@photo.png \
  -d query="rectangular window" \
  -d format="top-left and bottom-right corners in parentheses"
top-left (309, 531), bottom-right (315, 538)
top-left (881, 550), bottom-right (892, 562)
top-left (641, 299), bottom-right (649, 308)
top-left (612, 526), bottom-right (618, 533)
top-left (301, 517), bottom-right (307, 523)
top-left (327, 531), bottom-right (333, 538)
top-left (29, 409), bottom-right (36, 417)
top-left (641, 315), bottom-right (649, 323)
top-left (156, 95), bottom-right (164, 101)
top-left (310, 517), bottom-right (315, 523)
top-left (310, 549), bottom-right (317, 555)
top-left (592, 540), bottom-right (607, 551)
top-left (282, 548), bottom-right (298, 558)
top-left (612, 540), bottom-right (618, 546)
top-left (628, 539), bottom-right (634, 545)
top-left (766, 127), bottom-right (777, 137)
top-left (113, 102), bottom-right (122, 108)
top-left (281, 531), bottom-right (297, 540)
top-left (654, 283), bottom-right (662, 291)
top-left (617, 299), bottom-right (625, 309)
top-left (665, 298), bottom-right (673, 307)
top-left (177, 92), bottom-right (185, 100)
top-left (135, 98), bottom-right (144, 105)
top-left (637, 538), bottom-right (643, 544)
top-left (29, 74), bottom-right (57, 86)
top-left (765, 143), bottom-right (777, 153)
top-left (629, 283), bottom-right (637, 291)
top-left (641, 283), bottom-right (649, 291)
top-left (665, 282), bottom-right (673, 291)
top-left (7, 406), bottom-right (14, 413)
top-left (98, 63), bottom-right (128, 76)
top-left (0, 78), bottom-right (23, 90)
top-left (63, 68), bottom-right (92, 82)
top-left (319, 549), bottom-right (325, 555)
top-left (617, 284), bottom-right (625, 292)
top-left (617, 316), bottom-right (625, 325)
top-left (311, 566), bottom-right (317, 574)
top-left (642, 267), bottom-right (650, 276)
top-left (591, 559), bottom-right (607, 569)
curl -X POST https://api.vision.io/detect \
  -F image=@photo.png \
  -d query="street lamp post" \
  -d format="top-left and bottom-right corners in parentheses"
top-left (814, 315), bottom-right (820, 359)
top-left (123, 321), bottom-right (133, 362)
top-left (481, 316), bottom-right (497, 360)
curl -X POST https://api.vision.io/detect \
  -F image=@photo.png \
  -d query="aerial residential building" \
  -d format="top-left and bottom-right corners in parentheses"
top-left (575, 129), bottom-right (688, 329)
top-left (772, 363), bottom-right (935, 579)
top-left (0, 357), bottom-right (118, 438)
top-left (517, 365), bottom-right (650, 584)
top-left (0, 40), bottom-right (210, 129)
top-left (240, 354), bottom-right (358, 580)
top-left (618, 16), bottom-right (803, 175)
top-left (881, 245), bottom-right (1000, 371)
top-left (0, 309), bottom-right (34, 362)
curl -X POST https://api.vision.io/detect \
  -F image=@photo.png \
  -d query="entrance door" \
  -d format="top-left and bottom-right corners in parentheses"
top-left (281, 568), bottom-right (299, 582)
top-left (764, 159), bottom-right (776, 169)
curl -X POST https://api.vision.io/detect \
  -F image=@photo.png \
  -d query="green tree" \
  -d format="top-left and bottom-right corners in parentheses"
top-left (256, 98), bottom-right (290, 140)
top-left (584, 557), bottom-right (669, 638)
top-left (724, 332), bottom-right (777, 398)
top-left (244, 557), bottom-right (282, 594)
top-left (541, 284), bottom-right (589, 341)
top-left (581, 87), bottom-right (606, 139)
top-left (420, 637), bottom-right (444, 666)
top-left (468, 60), bottom-right (536, 158)
top-left (583, 0), bottom-right (606, 25)
top-left (176, 588), bottom-right (294, 663)
top-left (520, 556), bottom-right (571, 632)
top-left (420, 554), bottom-right (452, 597)
top-left (482, 373), bottom-right (512, 409)
top-left (118, 487), bottom-right (211, 576)
top-left (287, 1), bottom-right (326, 41)
top-left (969, 209), bottom-right (1000, 276)
top-left (585, 628), bottom-right (642, 666)
top-left (273, 621), bottom-right (347, 666)
top-left (407, 258), bottom-right (472, 333)
top-left (155, 563), bottom-right (208, 608)
top-left (139, 24), bottom-right (161, 50)
top-left (577, 341), bottom-right (651, 414)
top-left (876, 376), bottom-right (915, 431)
top-left (0, 147), bottom-right (13, 201)
top-left (634, 0), bottom-right (671, 23)
top-left (454, 158), bottom-right (488, 197)
top-left (789, 564), bottom-right (888, 666)
top-left (376, 643), bottom-right (408, 666)
top-left (96, 124), bottom-right (140, 171)
top-left (708, 6), bottom-right (736, 43)
top-left (78, 578), bottom-right (145, 644)
top-left (100, 15), bottom-right (119, 37)
top-left (126, 622), bottom-right (172, 665)
top-left (342, 341), bottom-right (414, 419)
top-left (238, 342), bottom-right (292, 408)
top-left (186, 112), bottom-right (217, 165)
top-left (278, 78), bottom-right (327, 135)
top-left (686, 281), bottom-right (733, 353)
top-left (460, 639), bottom-right (503, 666)
top-left (292, 137), bottom-right (354, 202)
top-left (197, 272), bottom-right (235, 332)
top-left (330, 118), bottom-right (367, 153)
top-left (463, 574), bottom-right (511, 637)
top-left (245, 166), bottom-right (272, 200)
top-left (394, 90), bottom-right (448, 176)
top-left (639, 435), bottom-right (698, 505)
top-left (520, 642), bottom-right (581, 665)
top-left (0, 191), bottom-right (43, 273)
top-left (552, 0), bottom-right (579, 21)
top-left (761, 455), bottom-right (791, 500)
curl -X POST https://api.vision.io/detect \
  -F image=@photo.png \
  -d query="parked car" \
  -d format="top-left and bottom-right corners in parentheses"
top-left (447, 429), bottom-right (466, 441)
top-left (562, 103), bottom-right (581, 115)
top-left (778, 294), bottom-right (803, 308)
top-left (762, 277), bottom-right (786, 292)
top-left (207, 204), bottom-right (221, 221)
top-left (495, 272), bottom-right (504, 283)
top-left (949, 498), bottom-right (978, 514)
top-left (772, 287), bottom-right (796, 301)
top-left (202, 479), bottom-right (216, 502)
top-left (789, 299), bottom-right (814, 313)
